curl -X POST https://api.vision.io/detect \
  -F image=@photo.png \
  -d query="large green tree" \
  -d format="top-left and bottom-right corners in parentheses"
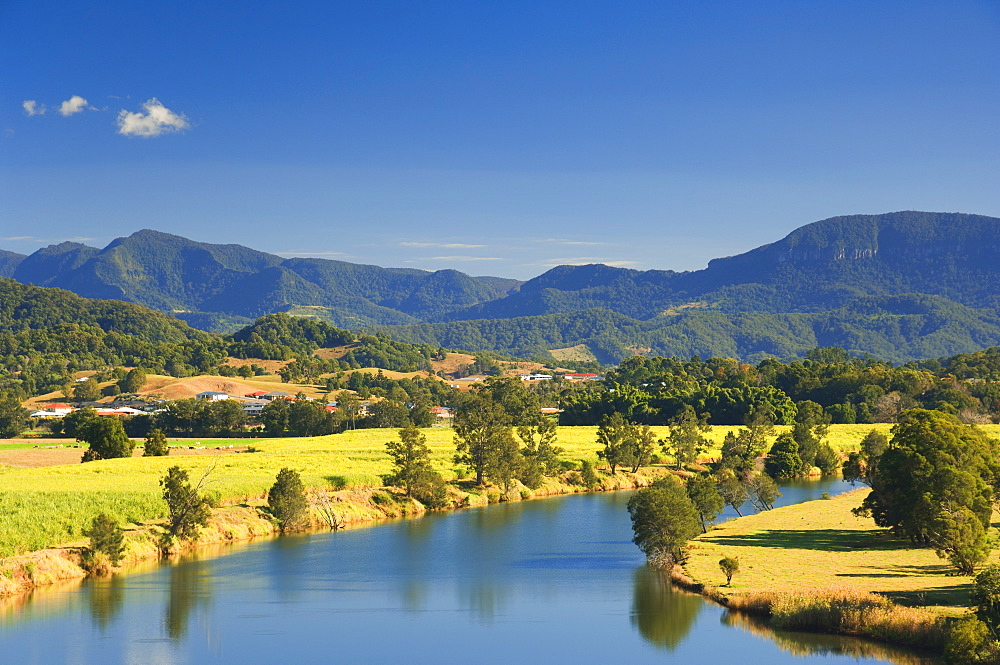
top-left (78, 417), bottom-right (135, 461)
top-left (856, 409), bottom-right (1000, 572)
top-left (385, 425), bottom-right (447, 507)
top-left (0, 394), bottom-right (29, 438)
top-left (627, 477), bottom-right (702, 566)
top-left (267, 468), bottom-right (308, 533)
top-left (662, 405), bottom-right (710, 470)
top-left (160, 465), bottom-right (213, 545)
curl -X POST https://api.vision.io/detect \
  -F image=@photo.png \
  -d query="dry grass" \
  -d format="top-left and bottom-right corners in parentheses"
top-left (683, 488), bottom-right (988, 615)
top-left (727, 588), bottom-right (947, 651)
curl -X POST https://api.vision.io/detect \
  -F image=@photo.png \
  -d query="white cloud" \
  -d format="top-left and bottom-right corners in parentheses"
top-left (428, 255), bottom-right (504, 262)
top-left (541, 257), bottom-right (640, 267)
top-left (22, 100), bottom-right (46, 116)
top-left (116, 98), bottom-right (189, 137)
top-left (400, 242), bottom-right (487, 249)
top-left (59, 95), bottom-right (91, 116)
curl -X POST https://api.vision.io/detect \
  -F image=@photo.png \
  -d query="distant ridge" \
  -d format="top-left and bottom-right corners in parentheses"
top-left (6, 211), bottom-right (1000, 363)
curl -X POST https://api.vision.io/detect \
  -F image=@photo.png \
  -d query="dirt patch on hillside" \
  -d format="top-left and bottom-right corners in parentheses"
top-left (548, 344), bottom-right (598, 363)
top-left (429, 352), bottom-right (475, 375)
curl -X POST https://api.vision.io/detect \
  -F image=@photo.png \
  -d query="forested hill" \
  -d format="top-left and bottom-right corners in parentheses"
top-left (4, 230), bottom-right (519, 331)
top-left (7, 212), bottom-right (1000, 363)
top-left (0, 278), bottom-right (228, 395)
top-left (443, 211), bottom-right (1000, 320)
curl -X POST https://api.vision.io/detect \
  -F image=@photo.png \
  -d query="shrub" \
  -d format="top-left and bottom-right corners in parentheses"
top-left (82, 513), bottom-right (125, 574)
top-left (719, 556), bottom-right (740, 585)
top-left (267, 468), bottom-right (308, 532)
top-left (580, 460), bottom-right (599, 489)
top-left (143, 429), bottom-right (169, 457)
top-left (944, 616), bottom-right (1000, 664)
top-left (160, 466), bottom-right (212, 546)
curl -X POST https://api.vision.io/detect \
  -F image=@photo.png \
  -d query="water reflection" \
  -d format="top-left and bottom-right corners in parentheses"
top-left (165, 556), bottom-right (212, 640)
top-left (630, 565), bottom-right (702, 651)
top-left (721, 609), bottom-right (939, 664)
top-left (87, 574), bottom-right (125, 632)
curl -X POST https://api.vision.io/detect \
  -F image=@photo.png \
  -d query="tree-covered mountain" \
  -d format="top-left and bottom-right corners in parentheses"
top-left (8, 230), bottom-right (518, 330)
top-left (8, 212), bottom-right (1000, 364)
top-left (442, 211), bottom-right (1000, 321)
top-left (0, 251), bottom-right (25, 279)
top-left (0, 278), bottom-right (228, 396)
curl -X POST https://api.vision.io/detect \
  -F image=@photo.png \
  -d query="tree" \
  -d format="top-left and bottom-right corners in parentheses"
top-left (747, 473), bottom-right (780, 511)
top-left (856, 410), bottom-right (1000, 572)
top-left (453, 392), bottom-right (516, 486)
top-left (663, 405), bottom-right (711, 469)
top-left (259, 399), bottom-right (290, 436)
top-left (267, 468), bottom-right (309, 533)
top-left (933, 505), bottom-right (991, 575)
top-left (627, 477), bottom-right (702, 567)
top-left (0, 394), bottom-right (29, 438)
top-left (714, 469), bottom-right (748, 517)
top-left (517, 417), bottom-right (563, 489)
top-left (82, 513), bottom-right (126, 573)
top-left (385, 425), bottom-right (448, 507)
top-left (686, 474), bottom-right (724, 533)
top-left (719, 556), bottom-right (740, 585)
top-left (143, 428), bottom-right (169, 456)
top-left (120, 367), bottom-right (147, 393)
top-left (72, 377), bottom-right (101, 402)
top-left (596, 412), bottom-right (630, 474)
top-left (160, 465), bottom-right (213, 545)
top-left (61, 406), bottom-right (98, 438)
top-left (842, 429), bottom-right (888, 486)
top-left (719, 411), bottom-right (773, 481)
top-left (765, 432), bottom-right (805, 479)
top-left (973, 564), bottom-right (1000, 629)
top-left (78, 417), bottom-right (135, 462)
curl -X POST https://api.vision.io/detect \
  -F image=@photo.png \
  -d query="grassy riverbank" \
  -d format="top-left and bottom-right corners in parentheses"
top-left (678, 487), bottom-right (1000, 653)
top-left (0, 423), bottom-right (949, 559)
top-left (684, 489), bottom-right (986, 614)
top-left (0, 423), bottom-right (671, 596)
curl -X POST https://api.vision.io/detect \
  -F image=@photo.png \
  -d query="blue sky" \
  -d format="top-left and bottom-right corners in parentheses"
top-left (3, 1), bottom-right (999, 279)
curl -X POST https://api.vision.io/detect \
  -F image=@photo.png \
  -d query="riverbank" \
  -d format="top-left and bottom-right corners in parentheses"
top-left (675, 488), bottom-right (986, 653)
top-left (0, 467), bottom-right (665, 598)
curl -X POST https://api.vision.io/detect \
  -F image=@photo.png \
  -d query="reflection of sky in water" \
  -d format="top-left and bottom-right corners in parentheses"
top-left (0, 478), bottom-right (934, 664)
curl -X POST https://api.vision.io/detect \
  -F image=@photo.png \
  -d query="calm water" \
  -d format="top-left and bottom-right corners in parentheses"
top-left (0, 478), bottom-right (937, 665)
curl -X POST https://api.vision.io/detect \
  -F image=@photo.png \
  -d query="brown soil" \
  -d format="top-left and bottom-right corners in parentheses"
top-left (429, 352), bottom-right (476, 375)
top-left (0, 444), bottom-right (250, 468)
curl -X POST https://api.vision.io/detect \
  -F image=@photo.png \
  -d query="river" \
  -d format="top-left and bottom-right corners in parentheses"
top-left (0, 478), bottom-right (937, 664)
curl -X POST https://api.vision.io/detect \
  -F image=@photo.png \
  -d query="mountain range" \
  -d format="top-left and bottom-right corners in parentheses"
top-left (6, 211), bottom-right (1000, 364)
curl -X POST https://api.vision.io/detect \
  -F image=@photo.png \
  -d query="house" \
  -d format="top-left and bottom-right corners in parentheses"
top-left (564, 373), bottom-right (603, 381)
top-left (195, 391), bottom-right (230, 401)
top-left (240, 399), bottom-right (270, 415)
top-left (519, 373), bottom-right (552, 382)
top-left (260, 391), bottom-right (291, 401)
top-left (30, 403), bottom-right (75, 419)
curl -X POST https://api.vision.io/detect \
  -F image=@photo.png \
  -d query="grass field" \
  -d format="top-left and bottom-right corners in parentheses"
top-left (683, 488), bottom-right (991, 616)
top-left (2, 423), bottom-right (998, 560)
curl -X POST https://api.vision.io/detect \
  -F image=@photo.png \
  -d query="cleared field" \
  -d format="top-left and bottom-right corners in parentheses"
top-left (2, 423), bottom-right (997, 559)
top-left (0, 426), bottom-right (610, 557)
top-left (683, 488), bottom-right (992, 615)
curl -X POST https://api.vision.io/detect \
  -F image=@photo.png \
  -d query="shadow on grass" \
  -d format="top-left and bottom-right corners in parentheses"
top-left (884, 584), bottom-right (971, 609)
top-left (324, 475), bottom-right (347, 490)
top-left (702, 528), bottom-right (904, 552)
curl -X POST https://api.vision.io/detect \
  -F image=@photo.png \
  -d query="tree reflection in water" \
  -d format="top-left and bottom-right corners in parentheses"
top-left (630, 565), bottom-right (702, 651)
top-left (165, 557), bottom-right (212, 640)
top-left (87, 574), bottom-right (125, 632)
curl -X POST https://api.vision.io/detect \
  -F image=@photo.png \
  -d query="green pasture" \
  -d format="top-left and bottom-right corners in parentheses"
top-left (684, 488), bottom-right (996, 616)
top-left (1, 423), bottom-right (997, 558)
